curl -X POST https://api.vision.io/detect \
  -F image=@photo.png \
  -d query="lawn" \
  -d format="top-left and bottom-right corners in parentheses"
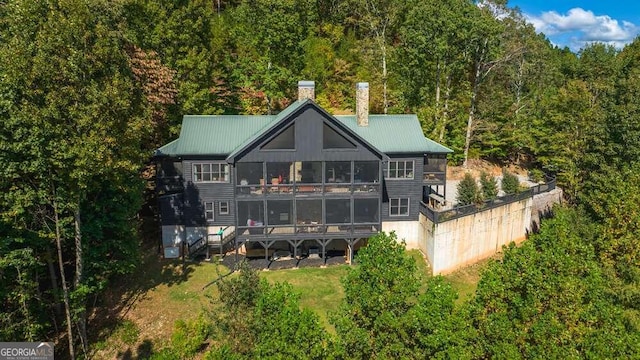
top-left (92, 250), bottom-right (485, 358)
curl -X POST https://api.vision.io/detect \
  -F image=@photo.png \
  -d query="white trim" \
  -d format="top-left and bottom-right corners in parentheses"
top-left (389, 197), bottom-right (410, 216)
top-left (204, 201), bottom-right (215, 222)
top-left (219, 201), bottom-right (229, 215)
top-left (192, 162), bottom-right (230, 183)
top-left (386, 160), bottom-right (415, 180)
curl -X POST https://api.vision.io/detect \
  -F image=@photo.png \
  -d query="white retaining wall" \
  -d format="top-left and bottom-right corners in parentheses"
top-left (422, 197), bottom-right (532, 275)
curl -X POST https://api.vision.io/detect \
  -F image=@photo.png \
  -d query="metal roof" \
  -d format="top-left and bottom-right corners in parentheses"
top-left (335, 115), bottom-right (452, 154)
top-left (155, 101), bottom-right (453, 157)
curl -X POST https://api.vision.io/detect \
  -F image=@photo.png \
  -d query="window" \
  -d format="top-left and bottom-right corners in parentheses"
top-left (262, 124), bottom-right (295, 149)
top-left (323, 123), bottom-right (356, 149)
top-left (390, 198), bottom-right (409, 216)
top-left (387, 160), bottom-right (414, 179)
top-left (204, 202), bottom-right (214, 221)
top-left (219, 201), bottom-right (229, 215)
top-left (193, 163), bottom-right (229, 182)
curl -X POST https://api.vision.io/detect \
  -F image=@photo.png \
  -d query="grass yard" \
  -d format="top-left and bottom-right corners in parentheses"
top-left (91, 249), bottom-right (486, 359)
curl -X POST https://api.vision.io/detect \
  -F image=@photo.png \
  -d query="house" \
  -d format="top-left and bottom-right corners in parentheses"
top-left (155, 81), bottom-right (452, 262)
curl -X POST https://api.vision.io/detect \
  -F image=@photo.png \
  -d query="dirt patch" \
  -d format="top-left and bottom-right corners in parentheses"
top-left (447, 159), bottom-right (529, 180)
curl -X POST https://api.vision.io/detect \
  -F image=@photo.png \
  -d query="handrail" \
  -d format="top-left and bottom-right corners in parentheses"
top-left (421, 175), bottom-right (557, 224)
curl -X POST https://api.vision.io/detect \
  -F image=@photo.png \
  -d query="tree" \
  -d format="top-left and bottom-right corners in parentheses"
top-left (479, 171), bottom-right (498, 200)
top-left (469, 208), bottom-right (640, 358)
top-left (332, 232), bottom-right (471, 358)
top-left (0, 1), bottom-right (152, 357)
top-left (208, 261), bottom-right (328, 359)
top-left (456, 173), bottom-right (481, 205)
top-left (500, 169), bottom-right (520, 195)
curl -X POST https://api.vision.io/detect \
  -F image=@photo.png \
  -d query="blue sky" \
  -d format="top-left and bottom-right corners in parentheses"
top-left (507, 0), bottom-right (640, 51)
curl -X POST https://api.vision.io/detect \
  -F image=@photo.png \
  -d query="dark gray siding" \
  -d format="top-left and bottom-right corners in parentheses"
top-left (181, 159), bottom-right (236, 226)
top-left (381, 156), bottom-right (424, 221)
top-left (159, 193), bottom-right (183, 226)
top-left (238, 107), bottom-right (380, 163)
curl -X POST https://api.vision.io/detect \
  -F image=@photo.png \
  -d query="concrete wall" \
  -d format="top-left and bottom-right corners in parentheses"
top-left (382, 220), bottom-right (423, 250)
top-left (423, 197), bottom-right (532, 275)
top-left (529, 188), bottom-right (563, 233)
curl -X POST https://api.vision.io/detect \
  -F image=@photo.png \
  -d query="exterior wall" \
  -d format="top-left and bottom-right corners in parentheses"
top-left (181, 159), bottom-right (236, 226)
top-left (529, 188), bottom-right (563, 232)
top-left (382, 155), bottom-right (425, 222)
top-left (382, 220), bottom-right (423, 250)
top-left (423, 197), bottom-right (533, 275)
top-left (238, 107), bottom-right (380, 163)
top-left (162, 225), bottom-right (184, 248)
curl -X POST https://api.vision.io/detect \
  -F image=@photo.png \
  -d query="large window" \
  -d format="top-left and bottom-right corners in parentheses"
top-left (204, 202), bottom-right (214, 221)
top-left (323, 123), bottom-right (356, 149)
top-left (389, 198), bottom-right (409, 216)
top-left (262, 124), bottom-right (295, 149)
top-left (326, 199), bottom-right (351, 224)
top-left (387, 160), bottom-right (414, 179)
top-left (354, 161), bottom-right (379, 183)
top-left (236, 162), bottom-right (263, 185)
top-left (267, 200), bottom-right (293, 225)
top-left (193, 163), bottom-right (229, 182)
top-left (354, 198), bottom-right (379, 223)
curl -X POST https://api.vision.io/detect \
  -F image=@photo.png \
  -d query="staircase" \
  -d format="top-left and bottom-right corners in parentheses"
top-left (187, 226), bottom-right (236, 259)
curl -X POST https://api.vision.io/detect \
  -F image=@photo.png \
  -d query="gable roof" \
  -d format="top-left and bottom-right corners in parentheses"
top-left (155, 100), bottom-right (453, 158)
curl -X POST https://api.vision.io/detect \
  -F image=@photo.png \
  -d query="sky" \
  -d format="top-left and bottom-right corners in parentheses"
top-left (507, 0), bottom-right (640, 51)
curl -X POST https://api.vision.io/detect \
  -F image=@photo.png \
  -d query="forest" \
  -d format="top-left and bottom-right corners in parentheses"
top-left (0, 0), bottom-right (639, 358)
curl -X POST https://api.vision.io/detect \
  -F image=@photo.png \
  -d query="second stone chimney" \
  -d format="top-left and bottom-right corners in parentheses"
top-left (356, 82), bottom-right (369, 127)
top-left (298, 80), bottom-right (315, 101)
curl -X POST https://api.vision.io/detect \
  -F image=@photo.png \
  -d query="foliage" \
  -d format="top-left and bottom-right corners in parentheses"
top-left (500, 169), bottom-right (520, 195)
top-left (207, 261), bottom-right (328, 359)
top-left (457, 172), bottom-right (481, 205)
top-left (479, 171), bottom-right (498, 200)
top-left (331, 232), bottom-right (470, 358)
top-left (469, 207), bottom-right (640, 358)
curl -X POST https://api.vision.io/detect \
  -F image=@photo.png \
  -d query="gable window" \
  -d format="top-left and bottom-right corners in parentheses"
top-left (219, 201), bottom-right (229, 215)
top-left (390, 198), bottom-right (409, 216)
top-left (193, 163), bottom-right (229, 182)
top-left (262, 124), bottom-right (295, 150)
top-left (323, 123), bottom-right (356, 149)
top-left (204, 202), bottom-right (215, 221)
top-left (387, 160), bottom-right (414, 179)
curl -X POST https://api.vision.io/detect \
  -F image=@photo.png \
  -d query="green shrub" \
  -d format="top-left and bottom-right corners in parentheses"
top-left (528, 168), bottom-right (545, 183)
top-left (456, 173), bottom-right (481, 205)
top-left (501, 169), bottom-right (521, 195)
top-left (115, 320), bottom-right (139, 346)
top-left (479, 171), bottom-right (498, 200)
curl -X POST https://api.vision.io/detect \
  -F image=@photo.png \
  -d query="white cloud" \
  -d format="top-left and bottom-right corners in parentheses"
top-left (524, 7), bottom-right (639, 50)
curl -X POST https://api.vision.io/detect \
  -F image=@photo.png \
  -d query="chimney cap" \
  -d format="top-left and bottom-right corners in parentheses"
top-left (298, 80), bottom-right (315, 88)
top-left (356, 82), bottom-right (369, 89)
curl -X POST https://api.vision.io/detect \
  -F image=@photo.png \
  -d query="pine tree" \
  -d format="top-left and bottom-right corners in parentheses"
top-left (457, 173), bottom-right (481, 205)
top-left (479, 171), bottom-right (498, 200)
top-left (501, 169), bottom-right (521, 195)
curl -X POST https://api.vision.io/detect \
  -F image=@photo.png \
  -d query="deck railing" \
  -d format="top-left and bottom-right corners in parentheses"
top-left (421, 176), bottom-right (556, 224)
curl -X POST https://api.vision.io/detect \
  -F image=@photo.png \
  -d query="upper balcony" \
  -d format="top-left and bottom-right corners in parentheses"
top-left (423, 156), bottom-right (446, 185)
top-left (235, 160), bottom-right (380, 197)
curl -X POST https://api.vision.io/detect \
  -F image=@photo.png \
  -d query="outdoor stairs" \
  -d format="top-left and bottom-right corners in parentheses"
top-left (187, 226), bottom-right (236, 259)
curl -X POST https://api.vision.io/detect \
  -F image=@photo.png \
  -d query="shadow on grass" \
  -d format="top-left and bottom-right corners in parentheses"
top-left (88, 243), bottom-right (205, 358)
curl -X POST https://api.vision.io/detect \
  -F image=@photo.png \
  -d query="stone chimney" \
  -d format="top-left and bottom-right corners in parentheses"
top-left (298, 80), bottom-right (315, 101)
top-left (356, 82), bottom-right (369, 127)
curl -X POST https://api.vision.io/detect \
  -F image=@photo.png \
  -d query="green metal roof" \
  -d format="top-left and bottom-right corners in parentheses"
top-left (335, 115), bottom-right (453, 154)
top-left (155, 101), bottom-right (452, 157)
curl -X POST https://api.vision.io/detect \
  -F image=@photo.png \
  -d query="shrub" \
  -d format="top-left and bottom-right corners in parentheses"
top-left (501, 169), bottom-right (521, 195)
top-left (457, 173), bottom-right (481, 205)
top-left (479, 171), bottom-right (498, 200)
